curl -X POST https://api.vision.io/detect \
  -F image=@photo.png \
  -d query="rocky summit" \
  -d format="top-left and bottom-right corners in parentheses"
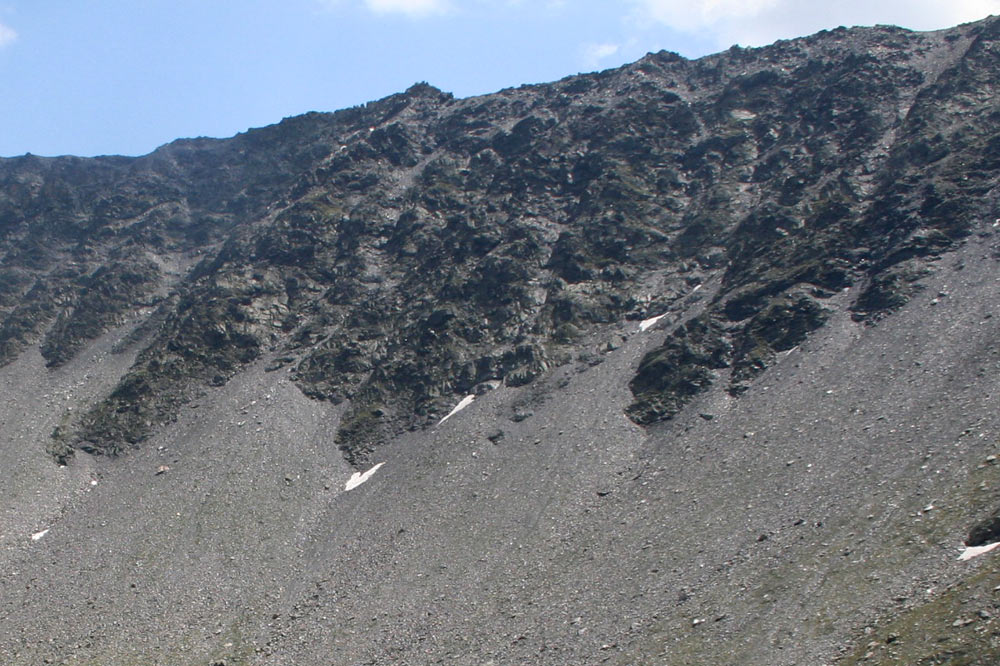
top-left (0, 16), bottom-right (999, 666)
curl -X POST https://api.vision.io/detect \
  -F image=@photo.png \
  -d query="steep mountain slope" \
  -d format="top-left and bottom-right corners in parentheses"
top-left (0, 17), bottom-right (998, 665)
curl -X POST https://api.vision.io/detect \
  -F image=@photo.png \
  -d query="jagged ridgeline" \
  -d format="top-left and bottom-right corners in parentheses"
top-left (0, 19), bottom-right (997, 465)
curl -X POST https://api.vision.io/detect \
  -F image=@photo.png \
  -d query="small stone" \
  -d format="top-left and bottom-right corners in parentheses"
top-left (511, 409), bottom-right (533, 423)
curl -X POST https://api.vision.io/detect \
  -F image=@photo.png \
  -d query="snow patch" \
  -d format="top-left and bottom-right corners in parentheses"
top-left (958, 542), bottom-right (1000, 561)
top-left (31, 529), bottom-right (49, 541)
top-left (344, 462), bottom-right (385, 492)
top-left (438, 394), bottom-right (475, 425)
top-left (639, 313), bottom-right (667, 332)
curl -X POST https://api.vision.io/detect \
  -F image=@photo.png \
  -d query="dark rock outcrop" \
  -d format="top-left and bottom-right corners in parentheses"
top-left (0, 18), bottom-right (992, 465)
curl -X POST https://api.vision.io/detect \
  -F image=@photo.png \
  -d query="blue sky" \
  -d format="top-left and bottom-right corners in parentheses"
top-left (1, 0), bottom-right (997, 157)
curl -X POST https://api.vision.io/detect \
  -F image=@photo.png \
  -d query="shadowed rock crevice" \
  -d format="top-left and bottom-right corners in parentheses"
top-left (967, 510), bottom-right (1000, 548)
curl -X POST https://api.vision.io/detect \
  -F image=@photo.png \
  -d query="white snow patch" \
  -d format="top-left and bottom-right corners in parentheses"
top-left (639, 313), bottom-right (667, 332)
top-left (958, 542), bottom-right (1000, 561)
top-left (31, 529), bottom-right (49, 541)
top-left (438, 394), bottom-right (475, 425)
top-left (344, 462), bottom-right (385, 492)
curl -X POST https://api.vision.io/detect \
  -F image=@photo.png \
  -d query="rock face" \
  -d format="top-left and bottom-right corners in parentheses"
top-left (0, 17), bottom-right (999, 666)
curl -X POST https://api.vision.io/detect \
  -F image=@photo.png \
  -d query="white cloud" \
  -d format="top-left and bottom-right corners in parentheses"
top-left (318, 0), bottom-right (450, 16)
top-left (364, 0), bottom-right (450, 16)
top-left (582, 41), bottom-right (621, 67)
top-left (630, 0), bottom-right (1000, 49)
top-left (323, 0), bottom-right (574, 17)
top-left (488, 0), bottom-right (566, 7)
top-left (0, 22), bottom-right (17, 48)
top-left (634, 0), bottom-right (781, 34)
top-left (320, 0), bottom-right (573, 18)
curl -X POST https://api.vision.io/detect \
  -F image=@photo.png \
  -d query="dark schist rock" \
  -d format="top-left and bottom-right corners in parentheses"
top-left (0, 18), bottom-right (992, 464)
top-left (626, 315), bottom-right (732, 425)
